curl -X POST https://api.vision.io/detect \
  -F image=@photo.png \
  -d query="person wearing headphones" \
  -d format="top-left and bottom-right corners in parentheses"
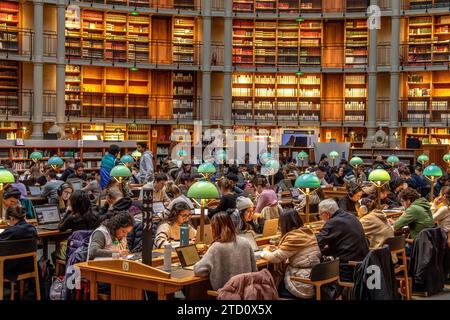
top-left (337, 182), bottom-right (363, 216)
top-left (42, 169), bottom-right (64, 205)
top-left (56, 182), bottom-right (74, 213)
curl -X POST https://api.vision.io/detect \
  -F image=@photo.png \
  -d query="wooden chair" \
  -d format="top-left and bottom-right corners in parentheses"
top-left (55, 259), bottom-right (66, 276)
top-left (291, 259), bottom-right (340, 300)
top-left (0, 238), bottom-right (41, 300)
top-left (382, 235), bottom-right (411, 300)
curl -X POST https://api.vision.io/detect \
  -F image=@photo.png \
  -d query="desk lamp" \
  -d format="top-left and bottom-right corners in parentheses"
top-left (368, 169), bottom-right (391, 207)
top-left (215, 150), bottom-right (227, 178)
top-left (187, 180), bottom-right (219, 245)
top-left (47, 156), bottom-right (64, 173)
top-left (0, 167), bottom-right (14, 223)
top-left (329, 151), bottom-right (339, 167)
top-left (120, 154), bottom-right (134, 168)
top-left (443, 153), bottom-right (450, 173)
top-left (260, 152), bottom-right (273, 165)
top-left (424, 164), bottom-right (443, 202)
top-left (131, 150), bottom-right (142, 162)
top-left (387, 155), bottom-right (400, 168)
top-left (263, 159), bottom-right (280, 186)
top-left (30, 151), bottom-right (43, 165)
top-left (110, 165), bottom-right (132, 193)
top-left (297, 150), bottom-right (309, 173)
top-left (349, 156), bottom-right (364, 181)
top-left (198, 162), bottom-right (216, 181)
top-left (417, 154), bottom-right (429, 167)
top-left (294, 173), bottom-right (321, 224)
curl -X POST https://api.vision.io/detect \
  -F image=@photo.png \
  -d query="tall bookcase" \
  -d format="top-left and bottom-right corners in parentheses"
top-left (0, 1), bottom-right (19, 115)
top-left (127, 14), bottom-right (151, 62)
top-left (255, 0), bottom-right (277, 13)
top-left (82, 66), bottom-right (104, 118)
top-left (300, 20), bottom-right (322, 67)
top-left (232, 19), bottom-right (254, 66)
top-left (173, 17), bottom-right (195, 64)
top-left (433, 15), bottom-right (450, 65)
top-left (128, 68), bottom-right (150, 119)
top-left (232, 73), bottom-right (253, 121)
top-left (105, 12), bottom-right (127, 62)
top-left (344, 74), bottom-right (367, 122)
top-left (254, 20), bottom-right (277, 66)
top-left (299, 74), bottom-right (321, 121)
top-left (277, 20), bottom-right (298, 66)
top-left (65, 65), bottom-right (81, 117)
top-left (65, 6), bottom-right (81, 58)
top-left (407, 16), bottom-right (433, 66)
top-left (345, 19), bottom-right (368, 67)
top-left (82, 10), bottom-right (105, 60)
top-left (405, 72), bottom-right (431, 123)
top-left (232, 0), bottom-right (322, 13)
top-left (173, 71), bottom-right (196, 120)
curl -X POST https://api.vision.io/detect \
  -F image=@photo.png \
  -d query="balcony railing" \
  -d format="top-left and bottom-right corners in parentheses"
top-left (0, 28), bottom-right (33, 59)
top-left (400, 98), bottom-right (450, 125)
top-left (402, 0), bottom-right (450, 10)
top-left (72, 0), bottom-right (201, 11)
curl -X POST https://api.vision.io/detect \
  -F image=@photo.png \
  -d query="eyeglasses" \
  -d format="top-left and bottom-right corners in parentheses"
top-left (62, 191), bottom-right (72, 196)
top-left (179, 213), bottom-right (191, 219)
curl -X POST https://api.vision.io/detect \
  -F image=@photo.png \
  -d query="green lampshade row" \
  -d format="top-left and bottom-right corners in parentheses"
top-left (329, 151), bottom-right (339, 159)
top-left (349, 156), bottom-right (363, 167)
top-left (198, 162), bottom-right (216, 174)
top-left (298, 151), bottom-right (309, 160)
top-left (131, 150), bottom-right (142, 159)
top-left (417, 154), bottom-right (429, 163)
top-left (187, 181), bottom-right (220, 199)
top-left (110, 165), bottom-right (132, 178)
top-left (424, 164), bottom-right (443, 178)
top-left (120, 155), bottom-right (134, 164)
top-left (294, 174), bottom-right (321, 189)
top-left (368, 169), bottom-right (391, 182)
top-left (47, 156), bottom-right (64, 168)
top-left (0, 168), bottom-right (14, 184)
top-left (30, 151), bottom-right (43, 160)
top-left (387, 155), bottom-right (400, 164)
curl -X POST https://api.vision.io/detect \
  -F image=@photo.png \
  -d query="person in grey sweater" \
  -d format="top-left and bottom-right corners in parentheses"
top-left (194, 212), bottom-right (257, 290)
top-left (41, 169), bottom-right (64, 205)
top-left (137, 142), bottom-right (154, 183)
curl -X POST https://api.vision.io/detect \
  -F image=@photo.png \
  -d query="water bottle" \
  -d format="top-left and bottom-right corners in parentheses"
top-left (163, 243), bottom-right (172, 271)
top-left (180, 223), bottom-right (189, 247)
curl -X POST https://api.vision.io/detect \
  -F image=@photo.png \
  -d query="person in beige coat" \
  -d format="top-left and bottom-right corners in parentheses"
top-left (431, 187), bottom-right (450, 232)
top-left (260, 209), bottom-right (321, 299)
top-left (357, 197), bottom-right (394, 249)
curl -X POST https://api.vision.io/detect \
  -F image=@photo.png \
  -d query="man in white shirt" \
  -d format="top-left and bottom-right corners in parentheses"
top-left (311, 166), bottom-right (332, 188)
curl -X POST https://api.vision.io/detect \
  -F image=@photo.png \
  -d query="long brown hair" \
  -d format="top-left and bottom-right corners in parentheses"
top-left (211, 212), bottom-right (237, 243)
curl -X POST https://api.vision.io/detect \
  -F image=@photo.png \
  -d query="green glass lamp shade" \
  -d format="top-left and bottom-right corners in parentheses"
top-left (198, 162), bottom-right (216, 174)
top-left (120, 154), bottom-right (134, 165)
top-left (110, 165), bottom-right (132, 178)
top-left (297, 150), bottom-right (309, 160)
top-left (215, 150), bottom-right (227, 163)
top-left (294, 173), bottom-right (321, 189)
top-left (417, 154), bottom-right (429, 164)
top-left (424, 164), bottom-right (443, 178)
top-left (260, 152), bottom-right (273, 164)
top-left (443, 153), bottom-right (450, 163)
top-left (131, 150), bottom-right (142, 159)
top-left (47, 156), bottom-right (64, 168)
top-left (368, 169), bottom-right (391, 182)
top-left (387, 155), bottom-right (400, 165)
top-left (329, 151), bottom-right (339, 159)
top-left (187, 181), bottom-right (220, 199)
top-left (177, 149), bottom-right (188, 158)
top-left (0, 167), bottom-right (14, 184)
top-left (264, 159), bottom-right (280, 175)
top-left (349, 156), bottom-right (363, 167)
top-left (30, 151), bottom-right (43, 161)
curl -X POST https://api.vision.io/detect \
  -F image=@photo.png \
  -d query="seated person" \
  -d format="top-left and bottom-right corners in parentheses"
top-left (226, 173), bottom-right (244, 196)
top-left (67, 162), bottom-right (87, 181)
top-left (154, 202), bottom-right (197, 249)
top-left (166, 184), bottom-right (194, 213)
top-left (208, 178), bottom-right (237, 219)
top-left (81, 173), bottom-right (101, 203)
top-left (11, 173), bottom-right (27, 199)
top-left (177, 173), bottom-right (194, 197)
top-left (261, 209), bottom-right (321, 299)
top-left (0, 206), bottom-right (37, 241)
top-left (194, 212), bottom-right (257, 291)
top-left (25, 165), bottom-right (47, 186)
top-left (56, 182), bottom-right (74, 213)
top-left (338, 183), bottom-right (363, 215)
top-left (432, 186), bottom-right (450, 232)
top-left (379, 185), bottom-right (400, 209)
top-left (58, 190), bottom-right (100, 232)
top-left (311, 166), bottom-right (332, 188)
top-left (41, 169), bottom-right (65, 205)
top-left (59, 158), bottom-right (75, 182)
top-left (316, 199), bottom-right (369, 282)
top-left (230, 196), bottom-right (263, 234)
top-left (329, 167), bottom-right (345, 187)
top-left (399, 167), bottom-right (418, 191)
top-left (152, 173), bottom-right (171, 208)
top-left (357, 198), bottom-right (394, 249)
top-left (88, 211), bottom-right (135, 260)
top-left (2, 187), bottom-right (21, 219)
top-left (254, 176), bottom-right (278, 216)
top-left (99, 187), bottom-right (138, 221)
top-left (297, 188), bottom-right (325, 215)
top-left (393, 188), bottom-right (435, 239)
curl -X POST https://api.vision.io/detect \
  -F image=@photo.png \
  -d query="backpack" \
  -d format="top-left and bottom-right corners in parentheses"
top-left (38, 256), bottom-right (55, 300)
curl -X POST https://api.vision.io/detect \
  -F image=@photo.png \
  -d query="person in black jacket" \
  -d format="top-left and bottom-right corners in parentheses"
top-left (338, 183), bottom-right (363, 215)
top-left (58, 190), bottom-right (100, 232)
top-left (329, 167), bottom-right (345, 187)
top-left (67, 162), bottom-right (88, 181)
top-left (59, 158), bottom-right (75, 182)
top-left (98, 187), bottom-right (136, 222)
top-left (316, 199), bottom-right (369, 282)
top-left (0, 206), bottom-right (37, 241)
top-left (208, 178), bottom-right (237, 219)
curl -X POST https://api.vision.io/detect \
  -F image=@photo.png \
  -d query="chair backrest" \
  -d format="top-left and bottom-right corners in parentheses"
top-left (382, 235), bottom-right (405, 253)
top-left (0, 238), bottom-right (37, 258)
top-left (261, 204), bottom-right (282, 220)
top-left (310, 259), bottom-right (340, 282)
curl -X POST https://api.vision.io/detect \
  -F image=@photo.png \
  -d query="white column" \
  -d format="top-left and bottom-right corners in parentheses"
top-left (56, 0), bottom-right (66, 130)
top-left (31, 0), bottom-right (44, 139)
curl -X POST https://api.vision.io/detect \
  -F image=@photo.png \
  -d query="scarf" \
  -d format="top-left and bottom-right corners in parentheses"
top-left (278, 227), bottom-right (317, 252)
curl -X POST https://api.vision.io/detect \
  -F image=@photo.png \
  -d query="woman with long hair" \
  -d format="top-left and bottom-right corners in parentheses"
top-left (58, 190), bottom-right (100, 232)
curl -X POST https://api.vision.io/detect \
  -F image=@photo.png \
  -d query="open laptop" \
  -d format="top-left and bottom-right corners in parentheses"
top-left (67, 178), bottom-right (82, 191)
top-left (290, 188), bottom-right (300, 198)
top-left (238, 232), bottom-right (263, 259)
top-left (195, 224), bottom-right (213, 245)
top-left (175, 244), bottom-right (201, 270)
top-left (34, 205), bottom-right (62, 230)
top-left (28, 186), bottom-right (42, 197)
top-left (152, 201), bottom-right (166, 215)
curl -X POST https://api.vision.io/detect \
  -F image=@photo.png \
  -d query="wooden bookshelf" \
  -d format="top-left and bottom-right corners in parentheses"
top-left (254, 20), bottom-right (276, 66)
top-left (405, 72), bottom-right (431, 123)
top-left (173, 71), bottom-right (195, 120)
top-left (0, 60), bottom-right (19, 114)
top-left (82, 10), bottom-right (105, 60)
top-left (344, 74), bottom-right (366, 123)
top-left (127, 14), bottom-right (151, 63)
top-left (232, 19), bottom-right (254, 66)
top-left (128, 68), bottom-right (150, 119)
top-left (232, 73), bottom-right (254, 121)
top-left (346, 0), bottom-right (369, 11)
top-left (255, 0), bottom-right (277, 13)
top-left (66, 7), bottom-right (81, 58)
top-left (407, 16), bottom-right (433, 66)
top-left (127, 123), bottom-right (150, 144)
top-left (82, 66), bottom-right (105, 118)
top-left (431, 71), bottom-right (450, 122)
top-left (105, 12), bottom-right (127, 62)
top-left (433, 15), bottom-right (450, 66)
top-left (0, 1), bottom-right (19, 52)
top-left (233, 0), bottom-right (254, 12)
top-left (105, 67), bottom-right (127, 118)
top-left (345, 19), bottom-right (368, 68)
top-left (278, 0), bottom-right (300, 13)
top-left (300, 20), bottom-right (322, 67)
top-left (173, 17), bottom-right (195, 64)
top-left (298, 74), bottom-right (321, 122)
top-left (405, 127), bottom-right (450, 145)
top-left (277, 20), bottom-right (298, 66)
top-left (254, 73), bottom-right (276, 121)
top-left (277, 74), bottom-right (298, 122)
top-left (65, 65), bottom-right (82, 117)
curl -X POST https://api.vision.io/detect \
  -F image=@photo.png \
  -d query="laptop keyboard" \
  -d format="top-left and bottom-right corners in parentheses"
top-left (37, 224), bottom-right (60, 231)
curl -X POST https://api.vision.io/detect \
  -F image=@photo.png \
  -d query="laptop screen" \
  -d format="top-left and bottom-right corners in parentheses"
top-left (238, 232), bottom-right (260, 252)
top-left (29, 186), bottom-right (42, 196)
top-left (290, 188), bottom-right (300, 198)
top-left (175, 245), bottom-right (200, 267)
top-left (35, 205), bottom-right (61, 225)
top-left (71, 181), bottom-right (82, 191)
